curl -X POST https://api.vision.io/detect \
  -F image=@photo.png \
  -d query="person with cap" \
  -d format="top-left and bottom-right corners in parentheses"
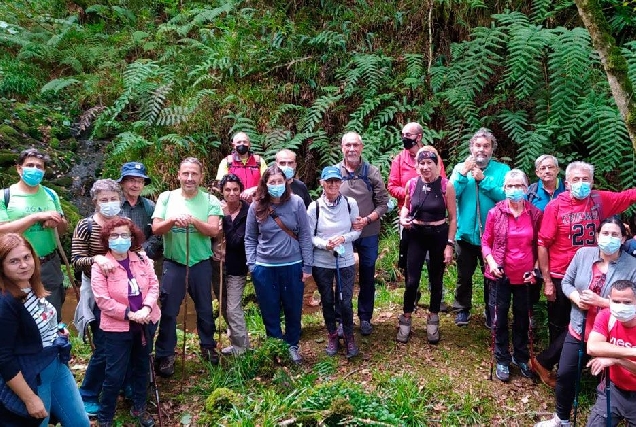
top-left (0, 148), bottom-right (68, 321)
top-left (118, 162), bottom-right (162, 261)
top-left (276, 149), bottom-right (311, 208)
top-left (308, 166), bottom-right (361, 358)
top-left (215, 132), bottom-right (267, 202)
top-left (337, 131), bottom-right (389, 336)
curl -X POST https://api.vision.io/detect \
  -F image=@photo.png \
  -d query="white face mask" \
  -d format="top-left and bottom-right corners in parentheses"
top-left (610, 302), bottom-right (636, 323)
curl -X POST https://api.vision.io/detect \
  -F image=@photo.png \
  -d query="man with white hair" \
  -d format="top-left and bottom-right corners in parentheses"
top-left (527, 155), bottom-right (565, 211)
top-left (532, 161), bottom-right (636, 387)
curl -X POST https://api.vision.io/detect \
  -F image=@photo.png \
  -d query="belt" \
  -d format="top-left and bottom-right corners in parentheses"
top-left (39, 251), bottom-right (58, 264)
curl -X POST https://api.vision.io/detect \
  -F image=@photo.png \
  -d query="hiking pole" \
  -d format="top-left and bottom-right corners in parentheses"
top-left (605, 367), bottom-right (611, 427)
top-left (217, 255), bottom-right (224, 351)
top-left (181, 226), bottom-right (190, 393)
top-left (526, 281), bottom-right (536, 368)
top-left (572, 310), bottom-right (588, 427)
top-left (489, 274), bottom-right (501, 380)
top-left (54, 228), bottom-right (95, 351)
top-left (143, 324), bottom-right (163, 427)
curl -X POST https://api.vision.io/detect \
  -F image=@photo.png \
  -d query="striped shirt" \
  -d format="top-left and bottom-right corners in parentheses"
top-left (71, 216), bottom-right (106, 277)
top-left (23, 289), bottom-right (57, 347)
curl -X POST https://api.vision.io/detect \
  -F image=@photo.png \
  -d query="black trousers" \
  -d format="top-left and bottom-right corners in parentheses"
top-left (453, 240), bottom-right (485, 311)
top-left (536, 278), bottom-right (569, 370)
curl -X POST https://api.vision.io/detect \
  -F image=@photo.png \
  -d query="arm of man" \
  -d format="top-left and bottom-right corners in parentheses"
top-left (588, 330), bottom-right (636, 358)
top-left (190, 194), bottom-right (222, 237)
top-left (0, 212), bottom-right (50, 234)
top-left (387, 157), bottom-right (406, 202)
top-left (368, 166), bottom-right (389, 222)
top-left (601, 189), bottom-right (636, 218)
top-left (477, 164), bottom-right (510, 202)
top-left (343, 199), bottom-right (362, 243)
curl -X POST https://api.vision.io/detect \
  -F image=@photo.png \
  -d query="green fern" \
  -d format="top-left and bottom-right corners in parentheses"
top-left (40, 77), bottom-right (79, 94)
top-left (110, 132), bottom-right (152, 156)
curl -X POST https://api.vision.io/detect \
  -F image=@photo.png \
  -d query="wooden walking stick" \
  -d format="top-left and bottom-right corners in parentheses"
top-left (181, 226), bottom-right (190, 393)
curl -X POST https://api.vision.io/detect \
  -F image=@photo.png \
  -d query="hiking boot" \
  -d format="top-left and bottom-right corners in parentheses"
top-left (512, 357), bottom-right (534, 378)
top-left (531, 357), bottom-right (556, 388)
top-left (156, 355), bottom-right (175, 378)
top-left (455, 310), bottom-right (471, 326)
top-left (360, 320), bottom-right (373, 336)
top-left (345, 335), bottom-right (359, 358)
top-left (496, 363), bottom-right (510, 382)
top-left (426, 313), bottom-right (440, 344)
top-left (288, 345), bottom-right (303, 364)
top-left (396, 314), bottom-right (412, 343)
top-left (200, 347), bottom-right (220, 365)
top-left (83, 401), bottom-right (99, 418)
top-left (534, 413), bottom-right (570, 427)
top-left (130, 407), bottom-right (155, 427)
top-left (336, 322), bottom-right (344, 338)
top-left (221, 345), bottom-right (234, 355)
top-left (326, 331), bottom-right (339, 356)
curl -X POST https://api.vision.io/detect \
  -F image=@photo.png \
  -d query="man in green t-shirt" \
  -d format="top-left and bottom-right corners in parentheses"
top-left (152, 157), bottom-right (223, 377)
top-left (0, 148), bottom-right (68, 321)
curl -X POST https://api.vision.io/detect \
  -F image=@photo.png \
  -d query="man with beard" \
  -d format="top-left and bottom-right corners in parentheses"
top-left (450, 128), bottom-right (509, 327)
top-left (215, 132), bottom-right (267, 202)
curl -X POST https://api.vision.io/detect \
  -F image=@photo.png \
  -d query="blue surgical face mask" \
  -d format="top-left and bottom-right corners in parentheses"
top-left (21, 167), bottom-right (44, 187)
top-left (281, 166), bottom-right (295, 180)
top-left (108, 237), bottom-right (131, 254)
top-left (267, 183), bottom-right (286, 198)
top-left (99, 201), bottom-right (121, 218)
top-left (597, 234), bottom-right (622, 255)
top-left (570, 181), bottom-right (591, 199)
top-left (505, 188), bottom-right (525, 202)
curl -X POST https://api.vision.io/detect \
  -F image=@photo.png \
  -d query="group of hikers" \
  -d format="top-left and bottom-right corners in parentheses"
top-left (0, 124), bottom-right (635, 426)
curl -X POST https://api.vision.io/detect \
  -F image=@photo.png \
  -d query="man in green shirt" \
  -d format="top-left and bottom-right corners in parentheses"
top-left (152, 157), bottom-right (223, 377)
top-left (0, 148), bottom-right (68, 321)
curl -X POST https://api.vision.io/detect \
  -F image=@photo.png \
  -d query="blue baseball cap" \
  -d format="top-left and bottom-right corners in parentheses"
top-left (321, 166), bottom-right (342, 181)
top-left (117, 162), bottom-right (151, 184)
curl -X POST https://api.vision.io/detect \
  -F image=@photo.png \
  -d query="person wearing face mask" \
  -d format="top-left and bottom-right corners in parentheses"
top-left (586, 280), bottom-right (636, 426)
top-left (481, 169), bottom-right (542, 382)
top-left (534, 218), bottom-right (636, 427)
top-left (449, 128), bottom-right (510, 327)
top-left (245, 165), bottom-right (313, 364)
top-left (275, 149), bottom-right (311, 208)
top-left (89, 217), bottom-right (159, 427)
top-left (215, 132), bottom-right (267, 203)
top-left (152, 157), bottom-right (222, 377)
top-left (0, 149), bottom-right (68, 322)
top-left (71, 179), bottom-right (132, 417)
top-left (532, 162), bottom-right (636, 389)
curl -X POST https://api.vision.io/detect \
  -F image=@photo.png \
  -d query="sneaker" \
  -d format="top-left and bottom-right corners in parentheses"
top-left (496, 363), bottom-right (510, 382)
top-left (326, 331), bottom-right (339, 356)
top-left (156, 355), bottom-right (175, 378)
top-left (221, 345), bottom-right (234, 356)
top-left (130, 407), bottom-right (155, 427)
top-left (512, 357), bottom-right (534, 378)
top-left (439, 301), bottom-right (450, 313)
top-left (534, 413), bottom-right (570, 427)
top-left (201, 347), bottom-right (220, 365)
top-left (288, 345), bottom-right (303, 364)
top-left (396, 314), bottom-right (412, 343)
top-left (531, 357), bottom-right (556, 388)
top-left (455, 310), bottom-right (471, 326)
top-left (336, 322), bottom-right (344, 339)
top-left (83, 401), bottom-right (99, 418)
top-left (345, 335), bottom-right (359, 358)
top-left (360, 320), bottom-right (373, 336)
top-left (426, 313), bottom-right (440, 344)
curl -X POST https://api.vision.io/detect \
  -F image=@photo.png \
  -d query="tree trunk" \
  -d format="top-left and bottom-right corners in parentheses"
top-left (574, 0), bottom-right (636, 149)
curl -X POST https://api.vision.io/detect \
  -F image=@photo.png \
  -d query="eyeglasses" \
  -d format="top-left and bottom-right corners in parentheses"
top-left (108, 233), bottom-right (131, 240)
top-left (538, 165), bottom-right (557, 171)
top-left (123, 177), bottom-right (145, 184)
top-left (505, 184), bottom-right (526, 189)
top-left (402, 132), bottom-right (421, 138)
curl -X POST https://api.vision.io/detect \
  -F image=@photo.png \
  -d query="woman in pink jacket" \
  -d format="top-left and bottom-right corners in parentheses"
top-left (91, 217), bottom-right (160, 427)
top-left (482, 169), bottom-right (542, 382)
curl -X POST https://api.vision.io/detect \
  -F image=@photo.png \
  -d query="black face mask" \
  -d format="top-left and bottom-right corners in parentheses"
top-left (402, 137), bottom-right (417, 150)
top-left (235, 144), bottom-right (249, 155)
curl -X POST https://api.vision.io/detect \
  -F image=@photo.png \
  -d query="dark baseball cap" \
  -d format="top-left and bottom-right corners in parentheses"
top-left (117, 162), bottom-right (151, 184)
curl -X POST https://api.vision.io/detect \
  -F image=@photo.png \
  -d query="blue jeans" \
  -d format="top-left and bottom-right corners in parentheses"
top-left (79, 305), bottom-right (106, 403)
top-left (251, 263), bottom-right (304, 346)
top-left (314, 265), bottom-right (356, 336)
top-left (156, 260), bottom-right (216, 359)
top-left (353, 235), bottom-right (379, 322)
top-left (99, 329), bottom-right (150, 424)
top-left (38, 356), bottom-right (90, 427)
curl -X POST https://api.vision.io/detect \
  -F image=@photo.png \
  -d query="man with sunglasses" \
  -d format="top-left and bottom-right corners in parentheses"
top-left (0, 148), bottom-right (68, 321)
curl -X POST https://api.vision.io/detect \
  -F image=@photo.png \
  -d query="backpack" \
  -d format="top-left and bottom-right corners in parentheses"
top-left (526, 182), bottom-right (539, 204)
top-left (3, 186), bottom-right (61, 212)
top-left (341, 162), bottom-right (373, 192)
top-left (314, 197), bottom-right (351, 236)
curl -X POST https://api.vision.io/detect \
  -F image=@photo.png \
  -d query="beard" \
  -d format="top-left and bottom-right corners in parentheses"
top-left (474, 154), bottom-right (490, 168)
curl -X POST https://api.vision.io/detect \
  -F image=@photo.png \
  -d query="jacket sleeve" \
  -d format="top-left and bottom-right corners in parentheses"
top-left (538, 200), bottom-right (558, 248)
top-left (387, 157), bottom-right (406, 202)
top-left (344, 198), bottom-right (362, 243)
top-left (450, 164), bottom-right (468, 197)
top-left (0, 297), bottom-right (22, 382)
top-left (295, 198), bottom-right (314, 274)
top-left (244, 204), bottom-right (258, 272)
top-left (91, 263), bottom-right (128, 321)
top-left (600, 189), bottom-right (636, 218)
top-left (478, 163), bottom-right (509, 202)
top-left (307, 201), bottom-right (327, 249)
top-left (561, 248), bottom-right (583, 298)
top-left (141, 260), bottom-right (160, 310)
top-left (370, 166), bottom-right (389, 218)
top-left (481, 209), bottom-right (496, 259)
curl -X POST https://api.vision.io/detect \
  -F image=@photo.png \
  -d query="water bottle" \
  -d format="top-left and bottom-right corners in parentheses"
top-left (387, 197), bottom-right (397, 212)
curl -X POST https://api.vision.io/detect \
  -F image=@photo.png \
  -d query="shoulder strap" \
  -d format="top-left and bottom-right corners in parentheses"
top-left (3, 188), bottom-right (8, 207)
top-left (527, 182), bottom-right (539, 201)
top-left (141, 197), bottom-right (154, 218)
top-left (86, 217), bottom-right (94, 238)
top-left (345, 196), bottom-right (351, 213)
top-left (226, 154), bottom-right (234, 167)
top-left (42, 186), bottom-right (62, 212)
top-left (314, 202), bottom-right (320, 236)
top-left (441, 177), bottom-right (448, 195)
top-left (270, 211), bottom-right (298, 240)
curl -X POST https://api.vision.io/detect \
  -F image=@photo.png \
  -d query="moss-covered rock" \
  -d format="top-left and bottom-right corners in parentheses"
top-left (204, 387), bottom-right (240, 414)
top-left (0, 125), bottom-right (20, 144)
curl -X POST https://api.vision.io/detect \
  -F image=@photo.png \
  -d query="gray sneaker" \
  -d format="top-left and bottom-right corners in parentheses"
top-left (360, 320), bottom-right (373, 336)
top-left (396, 314), bottom-right (412, 343)
top-left (426, 313), bottom-right (440, 344)
top-left (288, 345), bottom-right (303, 364)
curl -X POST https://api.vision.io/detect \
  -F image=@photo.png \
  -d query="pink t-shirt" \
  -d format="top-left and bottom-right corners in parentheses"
top-left (592, 308), bottom-right (636, 391)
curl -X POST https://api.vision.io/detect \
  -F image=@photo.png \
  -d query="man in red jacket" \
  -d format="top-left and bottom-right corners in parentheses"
top-left (532, 161), bottom-right (636, 387)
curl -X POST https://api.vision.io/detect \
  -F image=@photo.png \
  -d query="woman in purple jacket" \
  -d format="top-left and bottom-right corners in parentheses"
top-left (482, 169), bottom-right (542, 382)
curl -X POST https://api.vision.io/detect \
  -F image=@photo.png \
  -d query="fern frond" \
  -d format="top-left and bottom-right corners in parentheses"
top-left (140, 83), bottom-right (172, 124)
top-left (40, 77), bottom-right (79, 94)
top-left (297, 92), bottom-right (343, 133)
top-left (110, 131), bottom-right (152, 156)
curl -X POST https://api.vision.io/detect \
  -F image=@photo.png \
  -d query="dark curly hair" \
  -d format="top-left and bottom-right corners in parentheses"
top-left (99, 217), bottom-right (145, 253)
top-left (219, 173), bottom-right (244, 192)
